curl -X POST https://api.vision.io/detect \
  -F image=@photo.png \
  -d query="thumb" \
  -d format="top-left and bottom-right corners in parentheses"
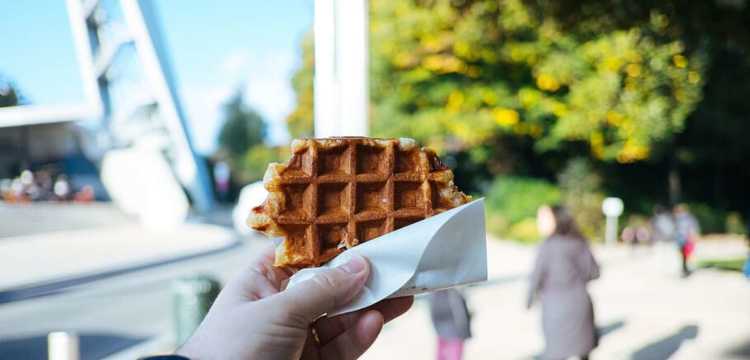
top-left (276, 254), bottom-right (370, 325)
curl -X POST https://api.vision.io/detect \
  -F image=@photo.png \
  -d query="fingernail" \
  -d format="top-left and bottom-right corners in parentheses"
top-left (339, 254), bottom-right (366, 274)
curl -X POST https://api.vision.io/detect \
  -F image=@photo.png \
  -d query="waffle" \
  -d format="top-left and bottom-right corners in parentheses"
top-left (249, 137), bottom-right (471, 268)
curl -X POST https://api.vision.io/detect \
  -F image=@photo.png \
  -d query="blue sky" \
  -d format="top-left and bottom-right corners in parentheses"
top-left (0, 0), bottom-right (313, 153)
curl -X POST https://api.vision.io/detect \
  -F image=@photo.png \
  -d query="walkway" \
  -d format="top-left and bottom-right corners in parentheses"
top-left (0, 203), bottom-right (237, 302)
top-left (363, 239), bottom-right (750, 359)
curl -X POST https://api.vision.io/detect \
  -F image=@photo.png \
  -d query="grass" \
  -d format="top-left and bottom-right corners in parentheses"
top-left (697, 257), bottom-right (747, 272)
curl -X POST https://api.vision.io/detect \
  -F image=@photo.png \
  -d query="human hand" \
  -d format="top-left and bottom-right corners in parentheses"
top-left (177, 244), bottom-right (414, 360)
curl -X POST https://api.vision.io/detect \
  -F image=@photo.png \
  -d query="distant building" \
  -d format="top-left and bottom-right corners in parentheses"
top-left (0, 115), bottom-right (105, 198)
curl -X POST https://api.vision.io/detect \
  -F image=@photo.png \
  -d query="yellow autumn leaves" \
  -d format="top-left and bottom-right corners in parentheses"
top-left (348, 1), bottom-right (708, 165)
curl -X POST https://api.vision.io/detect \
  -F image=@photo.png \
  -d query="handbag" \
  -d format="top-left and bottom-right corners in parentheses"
top-left (682, 237), bottom-right (696, 259)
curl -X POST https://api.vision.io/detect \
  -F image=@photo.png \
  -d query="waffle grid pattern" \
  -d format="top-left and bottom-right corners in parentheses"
top-left (271, 138), bottom-right (460, 267)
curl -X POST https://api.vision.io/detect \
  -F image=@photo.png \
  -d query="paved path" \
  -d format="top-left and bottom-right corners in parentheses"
top-left (0, 203), bottom-right (133, 237)
top-left (0, 203), bottom-right (238, 305)
top-left (0, 223), bottom-right (235, 292)
top-left (1, 224), bottom-right (746, 359)
top-left (0, 236), bottom-right (264, 359)
top-left (363, 240), bottom-right (750, 360)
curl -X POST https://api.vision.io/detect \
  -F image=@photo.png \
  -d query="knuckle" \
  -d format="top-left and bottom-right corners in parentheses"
top-left (314, 270), bottom-right (342, 291)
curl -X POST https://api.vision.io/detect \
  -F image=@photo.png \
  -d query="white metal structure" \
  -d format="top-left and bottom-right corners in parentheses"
top-left (0, 105), bottom-right (96, 128)
top-left (0, 0), bottom-right (214, 212)
top-left (314, 0), bottom-right (369, 137)
top-left (67, 0), bottom-right (213, 211)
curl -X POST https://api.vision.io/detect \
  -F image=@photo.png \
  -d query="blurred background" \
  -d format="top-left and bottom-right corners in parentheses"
top-left (0, 0), bottom-right (748, 359)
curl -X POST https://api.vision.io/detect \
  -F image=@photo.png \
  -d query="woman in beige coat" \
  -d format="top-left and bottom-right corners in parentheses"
top-left (528, 205), bottom-right (600, 360)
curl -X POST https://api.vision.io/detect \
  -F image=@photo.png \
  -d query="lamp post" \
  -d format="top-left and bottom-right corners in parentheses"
top-left (602, 197), bottom-right (624, 245)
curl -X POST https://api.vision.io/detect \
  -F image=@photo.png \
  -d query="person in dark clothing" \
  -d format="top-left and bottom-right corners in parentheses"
top-left (528, 205), bottom-right (600, 360)
top-left (429, 289), bottom-right (472, 360)
top-left (673, 204), bottom-right (700, 277)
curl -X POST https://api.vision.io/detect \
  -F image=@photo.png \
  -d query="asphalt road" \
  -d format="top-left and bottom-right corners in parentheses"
top-left (0, 235), bottom-right (266, 359)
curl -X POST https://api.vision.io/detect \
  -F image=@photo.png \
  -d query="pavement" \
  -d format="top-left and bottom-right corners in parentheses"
top-left (0, 202), bottom-right (133, 238)
top-left (0, 230), bottom-right (260, 359)
top-left (0, 203), bottom-right (237, 298)
top-left (362, 239), bottom-right (750, 360)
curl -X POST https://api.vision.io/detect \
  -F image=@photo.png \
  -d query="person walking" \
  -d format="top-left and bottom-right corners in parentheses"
top-left (429, 289), bottom-right (472, 360)
top-left (650, 205), bottom-right (676, 243)
top-left (528, 205), bottom-right (600, 360)
top-left (673, 204), bottom-right (700, 277)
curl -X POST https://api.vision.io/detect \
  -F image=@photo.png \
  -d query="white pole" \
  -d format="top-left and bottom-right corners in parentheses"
top-left (48, 331), bottom-right (80, 360)
top-left (602, 197), bottom-right (624, 245)
top-left (314, 0), bottom-right (369, 137)
top-left (605, 216), bottom-right (618, 245)
top-left (314, 0), bottom-right (336, 137)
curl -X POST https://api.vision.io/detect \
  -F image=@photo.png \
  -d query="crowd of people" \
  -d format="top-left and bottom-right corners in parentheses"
top-left (0, 169), bottom-right (94, 203)
top-left (621, 204), bottom-right (702, 277)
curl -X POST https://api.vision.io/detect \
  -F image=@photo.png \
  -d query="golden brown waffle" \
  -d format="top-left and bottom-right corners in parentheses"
top-left (249, 137), bottom-right (471, 268)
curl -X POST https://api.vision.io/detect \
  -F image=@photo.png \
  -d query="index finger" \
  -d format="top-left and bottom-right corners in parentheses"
top-left (315, 296), bottom-right (414, 345)
top-left (221, 241), bottom-right (293, 303)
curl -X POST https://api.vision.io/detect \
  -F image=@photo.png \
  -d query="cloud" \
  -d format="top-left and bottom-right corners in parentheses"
top-left (220, 50), bottom-right (251, 75)
top-left (182, 85), bottom-right (235, 153)
top-left (242, 51), bottom-right (295, 145)
top-left (182, 48), bottom-right (298, 154)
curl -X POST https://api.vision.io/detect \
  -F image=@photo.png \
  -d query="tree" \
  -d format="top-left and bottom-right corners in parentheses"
top-left (0, 76), bottom-right (22, 107)
top-left (218, 89), bottom-right (267, 158)
top-left (286, 0), bottom-right (749, 221)
top-left (286, 32), bottom-right (315, 139)
top-left (288, 0), bottom-right (704, 164)
top-left (369, 0), bottom-right (705, 163)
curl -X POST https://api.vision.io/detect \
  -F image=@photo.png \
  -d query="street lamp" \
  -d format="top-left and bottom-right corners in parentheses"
top-left (602, 197), bottom-right (624, 245)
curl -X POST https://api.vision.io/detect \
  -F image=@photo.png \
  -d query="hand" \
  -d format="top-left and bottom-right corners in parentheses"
top-left (177, 244), bottom-right (414, 360)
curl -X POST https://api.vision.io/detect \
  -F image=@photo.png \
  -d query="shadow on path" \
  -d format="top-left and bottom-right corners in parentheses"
top-left (724, 338), bottom-right (750, 358)
top-left (526, 320), bottom-right (625, 360)
top-left (0, 331), bottom-right (147, 360)
top-left (630, 325), bottom-right (699, 360)
top-left (598, 319), bottom-right (625, 339)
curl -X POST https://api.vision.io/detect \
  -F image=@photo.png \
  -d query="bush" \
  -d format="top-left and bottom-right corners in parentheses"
top-left (558, 158), bottom-right (605, 241)
top-left (726, 212), bottom-right (747, 236)
top-left (687, 203), bottom-right (727, 234)
top-left (238, 145), bottom-right (290, 184)
top-left (508, 217), bottom-right (541, 243)
top-left (485, 176), bottom-right (561, 242)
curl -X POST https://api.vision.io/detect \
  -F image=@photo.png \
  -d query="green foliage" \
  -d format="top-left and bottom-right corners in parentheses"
top-left (286, 32), bottom-right (314, 139)
top-left (218, 90), bottom-right (267, 158)
top-left (238, 145), bottom-right (290, 183)
top-left (366, 0), bottom-right (705, 163)
top-left (726, 213), bottom-right (747, 236)
top-left (485, 176), bottom-right (560, 242)
top-left (687, 203), bottom-right (727, 234)
top-left (686, 203), bottom-right (750, 235)
top-left (284, 1), bottom-right (748, 235)
top-left (0, 77), bottom-right (21, 107)
top-left (558, 158), bottom-right (604, 240)
top-left (697, 258), bottom-right (746, 272)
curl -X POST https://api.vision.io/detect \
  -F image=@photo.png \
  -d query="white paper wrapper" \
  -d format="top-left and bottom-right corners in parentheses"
top-left (287, 199), bottom-right (487, 316)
